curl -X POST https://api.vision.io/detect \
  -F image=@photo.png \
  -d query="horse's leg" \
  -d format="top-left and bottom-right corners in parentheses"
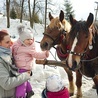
top-left (76, 71), bottom-right (82, 98)
top-left (64, 68), bottom-right (74, 96)
top-left (93, 75), bottom-right (98, 95)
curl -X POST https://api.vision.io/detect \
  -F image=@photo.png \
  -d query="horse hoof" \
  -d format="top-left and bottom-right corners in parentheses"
top-left (70, 93), bottom-right (74, 96)
top-left (92, 84), bottom-right (96, 89)
top-left (76, 94), bottom-right (82, 98)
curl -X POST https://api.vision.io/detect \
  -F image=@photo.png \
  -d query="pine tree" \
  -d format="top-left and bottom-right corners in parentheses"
top-left (64, 0), bottom-right (75, 21)
top-left (10, 7), bottom-right (17, 19)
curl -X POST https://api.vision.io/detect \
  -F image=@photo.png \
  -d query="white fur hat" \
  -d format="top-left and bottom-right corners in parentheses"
top-left (46, 75), bottom-right (64, 92)
top-left (17, 25), bottom-right (33, 42)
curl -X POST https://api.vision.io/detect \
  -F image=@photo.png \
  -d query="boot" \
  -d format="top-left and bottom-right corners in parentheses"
top-left (26, 90), bottom-right (34, 98)
top-left (92, 84), bottom-right (96, 89)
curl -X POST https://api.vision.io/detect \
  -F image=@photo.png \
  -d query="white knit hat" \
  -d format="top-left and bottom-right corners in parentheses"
top-left (46, 75), bottom-right (64, 92)
top-left (17, 25), bottom-right (33, 42)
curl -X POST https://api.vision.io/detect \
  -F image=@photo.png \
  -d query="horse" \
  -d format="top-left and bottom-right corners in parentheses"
top-left (40, 10), bottom-right (83, 97)
top-left (66, 13), bottom-right (98, 96)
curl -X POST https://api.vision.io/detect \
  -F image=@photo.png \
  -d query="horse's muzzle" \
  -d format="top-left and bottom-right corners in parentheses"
top-left (40, 41), bottom-right (51, 51)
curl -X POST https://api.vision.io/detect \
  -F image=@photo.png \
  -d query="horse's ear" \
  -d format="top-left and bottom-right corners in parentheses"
top-left (59, 10), bottom-right (64, 22)
top-left (69, 14), bottom-right (77, 26)
top-left (86, 13), bottom-right (94, 28)
top-left (49, 12), bottom-right (54, 21)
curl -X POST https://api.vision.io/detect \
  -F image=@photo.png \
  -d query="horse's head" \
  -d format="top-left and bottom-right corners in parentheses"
top-left (66, 13), bottom-right (94, 71)
top-left (40, 10), bottom-right (71, 51)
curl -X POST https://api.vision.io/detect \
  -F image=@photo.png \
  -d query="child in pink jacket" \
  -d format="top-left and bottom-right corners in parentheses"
top-left (12, 25), bottom-right (49, 98)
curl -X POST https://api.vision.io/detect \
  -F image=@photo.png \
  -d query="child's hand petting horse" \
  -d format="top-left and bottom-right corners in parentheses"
top-left (45, 51), bottom-right (49, 57)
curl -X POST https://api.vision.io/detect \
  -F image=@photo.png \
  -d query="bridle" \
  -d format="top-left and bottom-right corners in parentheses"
top-left (66, 28), bottom-right (98, 63)
top-left (43, 26), bottom-right (67, 48)
top-left (67, 50), bottom-right (87, 57)
top-left (67, 31), bottom-right (89, 58)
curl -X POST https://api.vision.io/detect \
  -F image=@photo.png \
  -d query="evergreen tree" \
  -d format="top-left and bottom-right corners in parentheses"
top-left (64, 0), bottom-right (75, 21)
top-left (10, 7), bottom-right (17, 19)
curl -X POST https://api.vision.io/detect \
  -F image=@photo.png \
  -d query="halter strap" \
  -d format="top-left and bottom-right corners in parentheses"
top-left (56, 46), bottom-right (68, 60)
top-left (67, 50), bottom-right (86, 56)
top-left (43, 29), bottom-right (66, 46)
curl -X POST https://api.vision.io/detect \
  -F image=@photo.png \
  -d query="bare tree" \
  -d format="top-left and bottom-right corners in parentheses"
top-left (28, 0), bottom-right (36, 28)
top-left (28, 0), bottom-right (31, 26)
top-left (6, 0), bottom-right (10, 28)
top-left (44, 0), bottom-right (47, 31)
top-left (32, 0), bottom-right (36, 28)
top-left (95, 2), bottom-right (98, 21)
top-left (20, 0), bottom-right (24, 23)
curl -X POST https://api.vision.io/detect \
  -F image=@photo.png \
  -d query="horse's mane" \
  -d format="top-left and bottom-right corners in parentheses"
top-left (49, 17), bottom-right (71, 33)
top-left (70, 21), bottom-right (89, 39)
top-left (90, 22), bottom-right (98, 35)
top-left (62, 19), bottom-right (71, 33)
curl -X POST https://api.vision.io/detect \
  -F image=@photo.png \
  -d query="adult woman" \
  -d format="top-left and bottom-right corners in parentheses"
top-left (0, 30), bottom-right (31, 98)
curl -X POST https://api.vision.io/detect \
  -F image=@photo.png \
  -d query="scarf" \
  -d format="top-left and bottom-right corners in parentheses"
top-left (0, 46), bottom-right (12, 64)
top-left (0, 46), bottom-right (18, 74)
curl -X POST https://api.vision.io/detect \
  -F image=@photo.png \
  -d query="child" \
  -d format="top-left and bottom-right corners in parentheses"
top-left (42, 75), bottom-right (70, 98)
top-left (12, 25), bottom-right (49, 98)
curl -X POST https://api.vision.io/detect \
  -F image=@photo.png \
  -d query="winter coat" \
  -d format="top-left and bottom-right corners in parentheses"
top-left (42, 87), bottom-right (70, 98)
top-left (12, 39), bottom-right (48, 70)
top-left (0, 46), bottom-right (30, 98)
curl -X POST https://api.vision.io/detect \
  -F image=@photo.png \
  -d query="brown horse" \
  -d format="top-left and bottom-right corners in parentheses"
top-left (66, 13), bottom-right (98, 96)
top-left (40, 10), bottom-right (83, 97)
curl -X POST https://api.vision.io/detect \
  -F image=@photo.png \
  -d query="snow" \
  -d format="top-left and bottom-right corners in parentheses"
top-left (0, 15), bottom-right (97, 98)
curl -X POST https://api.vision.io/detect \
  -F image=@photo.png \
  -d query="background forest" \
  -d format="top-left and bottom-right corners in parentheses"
top-left (1, 0), bottom-right (76, 29)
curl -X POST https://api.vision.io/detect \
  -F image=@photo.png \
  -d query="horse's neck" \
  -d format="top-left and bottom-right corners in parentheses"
top-left (57, 20), bottom-right (71, 53)
top-left (59, 37), bottom-right (67, 53)
top-left (59, 20), bottom-right (71, 53)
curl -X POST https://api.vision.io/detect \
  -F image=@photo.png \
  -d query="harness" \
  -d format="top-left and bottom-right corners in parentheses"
top-left (43, 29), bottom-right (66, 46)
top-left (56, 45), bottom-right (69, 60)
top-left (43, 29), bottom-right (69, 60)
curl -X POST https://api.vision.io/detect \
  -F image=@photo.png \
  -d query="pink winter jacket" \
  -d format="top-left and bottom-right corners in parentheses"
top-left (47, 87), bottom-right (70, 98)
top-left (12, 39), bottom-right (48, 70)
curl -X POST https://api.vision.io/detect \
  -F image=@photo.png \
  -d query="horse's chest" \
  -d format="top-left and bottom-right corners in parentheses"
top-left (81, 60), bottom-right (98, 77)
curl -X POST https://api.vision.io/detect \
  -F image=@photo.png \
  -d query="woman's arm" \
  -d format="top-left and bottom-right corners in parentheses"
top-left (0, 63), bottom-right (30, 90)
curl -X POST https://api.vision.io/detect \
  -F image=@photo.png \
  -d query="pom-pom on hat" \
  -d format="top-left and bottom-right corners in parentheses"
top-left (17, 24), bottom-right (33, 42)
top-left (46, 75), bottom-right (64, 92)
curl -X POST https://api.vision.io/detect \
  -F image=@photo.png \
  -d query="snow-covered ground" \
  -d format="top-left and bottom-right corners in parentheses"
top-left (0, 15), bottom-right (97, 98)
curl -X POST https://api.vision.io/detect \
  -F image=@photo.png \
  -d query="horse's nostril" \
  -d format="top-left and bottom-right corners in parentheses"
top-left (41, 42), bottom-right (48, 49)
top-left (44, 42), bottom-right (48, 47)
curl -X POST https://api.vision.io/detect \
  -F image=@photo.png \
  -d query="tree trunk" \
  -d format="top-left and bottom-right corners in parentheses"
top-left (95, 2), bottom-right (98, 21)
top-left (6, 0), bottom-right (10, 28)
top-left (32, 0), bottom-right (36, 28)
top-left (28, 0), bottom-right (36, 28)
top-left (20, 0), bottom-right (24, 23)
top-left (44, 0), bottom-right (47, 31)
top-left (28, 0), bottom-right (32, 27)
